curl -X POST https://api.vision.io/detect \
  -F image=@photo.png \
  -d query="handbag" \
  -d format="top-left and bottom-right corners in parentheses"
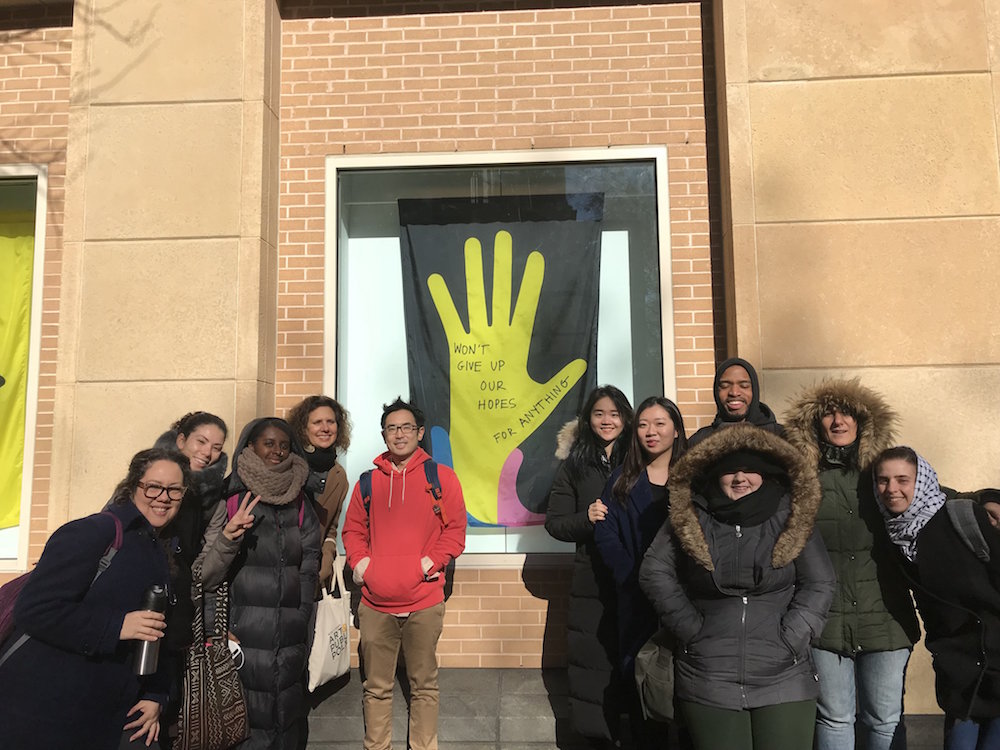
top-left (633, 628), bottom-right (675, 722)
top-left (307, 555), bottom-right (351, 691)
top-left (176, 571), bottom-right (251, 750)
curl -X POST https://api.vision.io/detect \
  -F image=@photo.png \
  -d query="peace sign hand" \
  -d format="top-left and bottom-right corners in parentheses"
top-left (222, 492), bottom-right (261, 541)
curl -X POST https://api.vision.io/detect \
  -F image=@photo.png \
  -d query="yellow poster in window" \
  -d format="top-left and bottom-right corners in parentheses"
top-left (0, 213), bottom-right (35, 530)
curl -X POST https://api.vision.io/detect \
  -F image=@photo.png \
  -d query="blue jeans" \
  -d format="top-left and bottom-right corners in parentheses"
top-left (813, 647), bottom-right (911, 750)
top-left (944, 716), bottom-right (1000, 750)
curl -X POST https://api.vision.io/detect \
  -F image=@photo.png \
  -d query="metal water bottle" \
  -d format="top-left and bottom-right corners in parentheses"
top-left (133, 584), bottom-right (168, 675)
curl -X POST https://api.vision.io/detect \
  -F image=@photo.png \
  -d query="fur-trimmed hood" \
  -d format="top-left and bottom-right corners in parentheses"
top-left (554, 420), bottom-right (578, 460)
top-left (783, 378), bottom-right (897, 470)
top-left (668, 424), bottom-right (821, 571)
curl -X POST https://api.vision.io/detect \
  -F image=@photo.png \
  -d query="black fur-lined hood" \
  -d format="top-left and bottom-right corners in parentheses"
top-left (554, 420), bottom-right (578, 460)
top-left (783, 378), bottom-right (897, 470)
top-left (668, 424), bottom-right (821, 571)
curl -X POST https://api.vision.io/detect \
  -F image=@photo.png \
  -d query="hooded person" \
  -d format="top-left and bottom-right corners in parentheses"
top-left (688, 357), bottom-right (785, 447)
top-left (197, 417), bottom-right (320, 750)
top-left (639, 424), bottom-right (835, 750)
top-left (874, 448), bottom-right (1000, 749)
top-left (784, 379), bottom-right (919, 750)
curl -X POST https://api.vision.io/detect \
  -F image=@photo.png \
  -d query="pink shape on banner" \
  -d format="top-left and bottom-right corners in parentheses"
top-left (497, 448), bottom-right (545, 526)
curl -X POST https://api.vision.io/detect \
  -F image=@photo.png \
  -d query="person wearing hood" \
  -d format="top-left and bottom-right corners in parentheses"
top-left (198, 417), bottom-right (320, 750)
top-left (287, 395), bottom-right (352, 594)
top-left (342, 398), bottom-right (466, 750)
top-left (784, 380), bottom-right (919, 750)
top-left (688, 358), bottom-right (785, 447)
top-left (544, 385), bottom-right (633, 748)
top-left (639, 425), bottom-right (834, 750)
top-left (874, 447), bottom-right (1000, 750)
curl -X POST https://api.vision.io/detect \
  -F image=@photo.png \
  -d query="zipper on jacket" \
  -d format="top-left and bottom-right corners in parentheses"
top-left (740, 594), bottom-right (749, 708)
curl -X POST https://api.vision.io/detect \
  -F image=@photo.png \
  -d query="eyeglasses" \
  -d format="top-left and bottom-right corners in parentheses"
top-left (383, 423), bottom-right (419, 436)
top-left (137, 482), bottom-right (187, 502)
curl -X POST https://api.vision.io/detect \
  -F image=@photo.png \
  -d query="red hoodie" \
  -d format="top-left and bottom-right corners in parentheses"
top-left (342, 447), bottom-right (466, 614)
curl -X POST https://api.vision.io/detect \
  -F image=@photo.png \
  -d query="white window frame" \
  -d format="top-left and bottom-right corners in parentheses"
top-left (323, 147), bottom-right (675, 568)
top-left (0, 163), bottom-right (48, 572)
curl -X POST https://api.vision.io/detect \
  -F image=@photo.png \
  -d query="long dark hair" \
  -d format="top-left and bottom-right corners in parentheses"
top-left (566, 385), bottom-right (633, 474)
top-left (613, 396), bottom-right (688, 505)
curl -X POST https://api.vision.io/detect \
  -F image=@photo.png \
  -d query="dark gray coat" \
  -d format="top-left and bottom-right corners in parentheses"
top-left (639, 425), bottom-right (835, 711)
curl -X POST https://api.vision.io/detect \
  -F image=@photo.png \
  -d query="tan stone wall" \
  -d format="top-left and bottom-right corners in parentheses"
top-left (0, 8), bottom-right (72, 565)
top-left (715, 0), bottom-right (1000, 713)
top-left (276, 1), bottom-right (718, 667)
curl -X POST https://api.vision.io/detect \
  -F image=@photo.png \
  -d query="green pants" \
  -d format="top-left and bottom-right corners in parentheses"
top-left (679, 699), bottom-right (817, 750)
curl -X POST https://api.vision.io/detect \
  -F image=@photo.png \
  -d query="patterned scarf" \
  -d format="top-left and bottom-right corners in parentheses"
top-left (875, 453), bottom-right (946, 562)
top-left (236, 446), bottom-right (309, 506)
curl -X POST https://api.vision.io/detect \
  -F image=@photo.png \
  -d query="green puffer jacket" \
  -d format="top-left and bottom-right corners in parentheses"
top-left (785, 379), bottom-right (920, 655)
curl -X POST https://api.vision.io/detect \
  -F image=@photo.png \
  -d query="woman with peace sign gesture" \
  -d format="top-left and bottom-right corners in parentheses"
top-left (197, 418), bottom-right (320, 750)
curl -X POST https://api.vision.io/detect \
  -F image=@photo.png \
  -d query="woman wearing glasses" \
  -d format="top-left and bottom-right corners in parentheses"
top-left (198, 417), bottom-right (320, 750)
top-left (0, 448), bottom-right (190, 750)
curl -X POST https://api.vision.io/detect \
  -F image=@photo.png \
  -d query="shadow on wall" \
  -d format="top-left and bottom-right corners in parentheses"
top-left (522, 553), bottom-right (574, 745)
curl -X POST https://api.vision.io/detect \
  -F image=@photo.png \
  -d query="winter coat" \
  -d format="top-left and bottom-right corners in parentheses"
top-left (0, 503), bottom-right (172, 750)
top-left (784, 379), bottom-right (919, 655)
top-left (198, 419), bottom-right (320, 750)
top-left (544, 422), bottom-right (619, 741)
top-left (639, 425), bottom-right (835, 711)
top-left (304, 460), bottom-right (349, 593)
top-left (688, 357), bottom-right (785, 447)
top-left (593, 466), bottom-right (669, 678)
top-left (342, 447), bottom-right (466, 615)
top-left (895, 503), bottom-right (1000, 719)
top-left (152, 430), bottom-right (229, 653)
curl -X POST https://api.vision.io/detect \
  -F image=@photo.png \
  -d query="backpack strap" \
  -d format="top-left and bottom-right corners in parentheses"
top-left (360, 470), bottom-right (374, 517)
top-left (423, 460), bottom-right (447, 526)
top-left (946, 498), bottom-right (991, 563)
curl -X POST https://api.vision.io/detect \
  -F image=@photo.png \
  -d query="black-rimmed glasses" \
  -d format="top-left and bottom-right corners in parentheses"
top-left (137, 481), bottom-right (187, 502)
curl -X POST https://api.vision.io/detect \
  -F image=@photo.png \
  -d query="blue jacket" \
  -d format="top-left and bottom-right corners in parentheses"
top-left (593, 468), bottom-right (668, 675)
top-left (0, 502), bottom-right (171, 750)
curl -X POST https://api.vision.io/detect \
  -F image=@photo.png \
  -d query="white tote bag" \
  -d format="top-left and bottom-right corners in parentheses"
top-left (307, 555), bottom-right (351, 691)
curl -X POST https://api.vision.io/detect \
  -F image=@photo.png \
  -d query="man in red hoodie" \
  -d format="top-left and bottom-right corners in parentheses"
top-left (343, 398), bottom-right (467, 750)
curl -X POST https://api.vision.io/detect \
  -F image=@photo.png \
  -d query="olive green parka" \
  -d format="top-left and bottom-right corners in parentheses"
top-left (784, 379), bottom-right (920, 655)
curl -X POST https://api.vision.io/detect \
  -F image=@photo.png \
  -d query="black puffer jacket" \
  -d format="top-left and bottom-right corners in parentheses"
top-left (544, 422), bottom-right (619, 741)
top-left (639, 425), bottom-right (835, 710)
top-left (200, 419), bottom-right (320, 750)
top-left (784, 379), bottom-right (919, 655)
top-left (897, 504), bottom-right (1000, 720)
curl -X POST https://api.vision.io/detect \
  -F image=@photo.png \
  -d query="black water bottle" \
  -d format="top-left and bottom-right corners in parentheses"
top-left (133, 584), bottom-right (168, 675)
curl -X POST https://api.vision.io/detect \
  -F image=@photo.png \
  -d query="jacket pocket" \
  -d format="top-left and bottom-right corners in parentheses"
top-left (362, 554), bottom-right (424, 606)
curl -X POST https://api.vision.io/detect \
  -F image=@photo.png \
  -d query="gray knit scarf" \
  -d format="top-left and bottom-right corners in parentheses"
top-left (875, 452), bottom-right (947, 563)
top-left (236, 447), bottom-right (309, 506)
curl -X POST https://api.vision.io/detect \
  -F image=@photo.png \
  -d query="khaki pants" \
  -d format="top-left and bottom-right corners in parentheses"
top-left (358, 601), bottom-right (445, 750)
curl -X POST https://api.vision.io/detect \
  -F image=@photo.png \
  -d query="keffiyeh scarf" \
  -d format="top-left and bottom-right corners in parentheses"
top-left (875, 452), bottom-right (946, 562)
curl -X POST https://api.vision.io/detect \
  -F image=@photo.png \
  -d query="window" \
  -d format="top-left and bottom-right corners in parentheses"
top-left (0, 166), bottom-right (47, 569)
top-left (326, 148), bottom-right (675, 556)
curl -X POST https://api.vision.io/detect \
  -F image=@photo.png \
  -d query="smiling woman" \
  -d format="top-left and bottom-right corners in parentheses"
top-left (196, 418), bottom-right (319, 750)
top-left (0, 448), bottom-right (190, 750)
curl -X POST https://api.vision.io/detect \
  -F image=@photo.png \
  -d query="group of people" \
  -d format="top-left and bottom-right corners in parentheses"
top-left (0, 396), bottom-right (467, 750)
top-left (2, 356), bottom-right (998, 750)
top-left (547, 358), bottom-right (1000, 750)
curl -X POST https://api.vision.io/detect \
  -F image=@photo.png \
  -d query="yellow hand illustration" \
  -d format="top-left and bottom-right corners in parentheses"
top-left (428, 230), bottom-right (587, 525)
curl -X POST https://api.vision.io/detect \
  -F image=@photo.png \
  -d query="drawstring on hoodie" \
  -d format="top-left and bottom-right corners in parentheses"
top-left (388, 463), bottom-right (408, 510)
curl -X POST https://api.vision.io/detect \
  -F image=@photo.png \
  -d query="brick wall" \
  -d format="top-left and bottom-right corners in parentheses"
top-left (277, 0), bottom-right (717, 666)
top-left (0, 9), bottom-right (72, 565)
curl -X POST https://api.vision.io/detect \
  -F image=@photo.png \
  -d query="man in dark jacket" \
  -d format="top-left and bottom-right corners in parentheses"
top-left (688, 357), bottom-right (785, 447)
